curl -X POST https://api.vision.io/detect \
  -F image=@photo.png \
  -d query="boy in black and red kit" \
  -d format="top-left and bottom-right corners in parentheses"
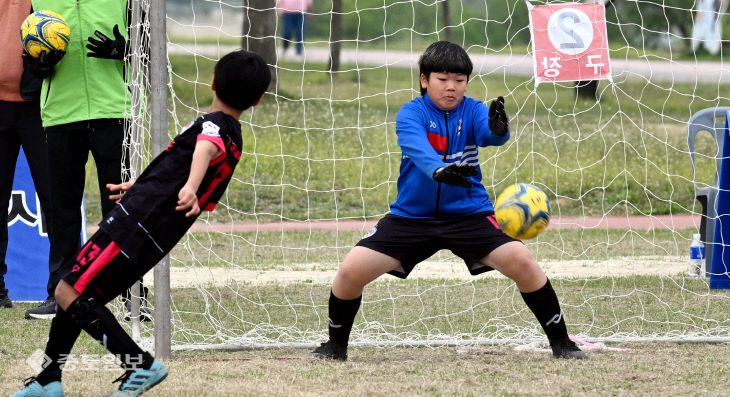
top-left (12, 50), bottom-right (271, 397)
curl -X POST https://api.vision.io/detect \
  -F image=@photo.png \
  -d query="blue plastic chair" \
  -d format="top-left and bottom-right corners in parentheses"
top-left (687, 107), bottom-right (730, 276)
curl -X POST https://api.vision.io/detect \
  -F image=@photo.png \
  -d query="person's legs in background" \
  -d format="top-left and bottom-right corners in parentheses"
top-left (19, 100), bottom-right (54, 315)
top-left (281, 12), bottom-right (296, 57)
top-left (89, 119), bottom-right (128, 218)
top-left (20, 100), bottom-right (53, 247)
top-left (0, 262), bottom-right (9, 308)
top-left (26, 122), bottom-right (89, 319)
top-left (0, 101), bottom-right (23, 308)
top-left (294, 12), bottom-right (305, 55)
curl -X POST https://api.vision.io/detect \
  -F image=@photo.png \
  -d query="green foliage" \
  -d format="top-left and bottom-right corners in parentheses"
top-left (307, 0), bottom-right (531, 50)
top-left (307, 0), bottom-right (718, 56)
top-left (166, 0), bottom-right (730, 57)
top-left (607, 0), bottom-right (697, 52)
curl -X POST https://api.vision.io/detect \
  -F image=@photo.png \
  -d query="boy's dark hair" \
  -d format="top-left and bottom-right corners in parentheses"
top-left (214, 50), bottom-right (271, 111)
top-left (418, 41), bottom-right (473, 96)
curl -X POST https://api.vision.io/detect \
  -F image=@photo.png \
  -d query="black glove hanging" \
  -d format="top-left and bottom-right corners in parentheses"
top-left (22, 49), bottom-right (66, 79)
top-left (488, 96), bottom-right (509, 137)
top-left (86, 24), bottom-right (126, 60)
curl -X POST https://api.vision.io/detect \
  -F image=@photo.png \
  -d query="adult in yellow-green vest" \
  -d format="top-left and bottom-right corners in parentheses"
top-left (23, 0), bottom-right (147, 321)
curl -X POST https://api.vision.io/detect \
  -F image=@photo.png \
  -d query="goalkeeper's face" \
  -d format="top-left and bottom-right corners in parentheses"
top-left (420, 72), bottom-right (467, 111)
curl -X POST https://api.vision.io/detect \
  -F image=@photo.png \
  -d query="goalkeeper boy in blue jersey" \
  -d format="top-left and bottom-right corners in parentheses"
top-left (12, 50), bottom-right (271, 397)
top-left (310, 41), bottom-right (586, 361)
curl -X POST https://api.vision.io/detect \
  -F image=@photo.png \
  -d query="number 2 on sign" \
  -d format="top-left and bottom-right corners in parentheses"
top-left (548, 8), bottom-right (593, 55)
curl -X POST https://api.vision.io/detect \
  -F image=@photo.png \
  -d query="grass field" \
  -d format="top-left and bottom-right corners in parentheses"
top-left (3, 295), bottom-right (730, 396)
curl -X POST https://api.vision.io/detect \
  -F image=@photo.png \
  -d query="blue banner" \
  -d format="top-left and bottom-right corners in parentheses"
top-left (710, 111), bottom-right (730, 289)
top-left (5, 149), bottom-right (49, 301)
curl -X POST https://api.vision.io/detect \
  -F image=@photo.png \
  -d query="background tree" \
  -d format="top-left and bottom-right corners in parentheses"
top-left (575, 0), bottom-right (614, 100)
top-left (608, 0), bottom-right (696, 50)
top-left (442, 0), bottom-right (451, 42)
top-left (242, 0), bottom-right (278, 88)
top-left (329, 0), bottom-right (342, 72)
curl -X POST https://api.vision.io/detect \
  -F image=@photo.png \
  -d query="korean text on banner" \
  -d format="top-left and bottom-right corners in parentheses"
top-left (5, 149), bottom-right (49, 301)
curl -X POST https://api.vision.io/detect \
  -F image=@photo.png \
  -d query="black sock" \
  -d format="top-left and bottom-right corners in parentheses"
top-left (36, 307), bottom-right (82, 386)
top-left (66, 296), bottom-right (154, 371)
top-left (520, 279), bottom-right (570, 344)
top-left (328, 291), bottom-right (361, 347)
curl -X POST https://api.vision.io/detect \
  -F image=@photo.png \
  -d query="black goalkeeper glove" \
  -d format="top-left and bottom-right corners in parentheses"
top-left (488, 96), bottom-right (509, 137)
top-left (22, 49), bottom-right (66, 79)
top-left (433, 163), bottom-right (479, 188)
top-left (86, 24), bottom-right (126, 60)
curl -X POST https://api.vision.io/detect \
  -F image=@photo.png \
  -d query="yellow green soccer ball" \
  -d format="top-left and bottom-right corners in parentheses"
top-left (20, 10), bottom-right (70, 58)
top-left (494, 183), bottom-right (550, 240)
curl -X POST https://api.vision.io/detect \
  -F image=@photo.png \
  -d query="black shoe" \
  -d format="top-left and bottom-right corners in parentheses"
top-left (124, 297), bottom-right (153, 322)
top-left (550, 339), bottom-right (587, 360)
top-left (309, 340), bottom-right (348, 361)
top-left (24, 296), bottom-right (56, 320)
top-left (0, 289), bottom-right (12, 308)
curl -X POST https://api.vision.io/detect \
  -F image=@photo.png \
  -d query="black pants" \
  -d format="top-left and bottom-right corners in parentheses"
top-left (45, 119), bottom-right (131, 297)
top-left (0, 100), bottom-right (52, 292)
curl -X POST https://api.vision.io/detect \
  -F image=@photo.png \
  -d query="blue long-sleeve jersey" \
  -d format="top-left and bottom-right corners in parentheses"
top-left (390, 94), bottom-right (510, 219)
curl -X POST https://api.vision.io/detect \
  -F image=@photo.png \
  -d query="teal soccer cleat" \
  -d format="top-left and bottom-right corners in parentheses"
top-left (11, 378), bottom-right (63, 397)
top-left (109, 359), bottom-right (167, 396)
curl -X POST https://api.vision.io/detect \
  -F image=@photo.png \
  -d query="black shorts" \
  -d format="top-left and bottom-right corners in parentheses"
top-left (61, 230), bottom-right (160, 303)
top-left (356, 211), bottom-right (519, 279)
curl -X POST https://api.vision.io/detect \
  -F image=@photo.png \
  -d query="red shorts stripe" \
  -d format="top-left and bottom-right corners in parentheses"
top-left (486, 214), bottom-right (500, 229)
top-left (72, 242), bottom-right (122, 294)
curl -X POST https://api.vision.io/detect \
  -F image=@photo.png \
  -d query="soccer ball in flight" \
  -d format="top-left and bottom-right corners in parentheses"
top-left (494, 183), bottom-right (550, 240)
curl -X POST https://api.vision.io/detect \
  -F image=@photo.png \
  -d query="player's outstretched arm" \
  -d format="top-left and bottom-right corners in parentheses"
top-left (106, 181), bottom-right (135, 202)
top-left (176, 139), bottom-right (220, 217)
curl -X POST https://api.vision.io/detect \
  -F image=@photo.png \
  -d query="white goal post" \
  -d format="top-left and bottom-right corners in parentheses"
top-left (118, 0), bottom-right (730, 354)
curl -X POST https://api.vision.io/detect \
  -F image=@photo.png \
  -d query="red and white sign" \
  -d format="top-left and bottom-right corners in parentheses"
top-left (528, 1), bottom-right (612, 84)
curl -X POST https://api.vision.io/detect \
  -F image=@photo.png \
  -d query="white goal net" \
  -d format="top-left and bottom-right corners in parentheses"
top-left (119, 0), bottom-right (730, 352)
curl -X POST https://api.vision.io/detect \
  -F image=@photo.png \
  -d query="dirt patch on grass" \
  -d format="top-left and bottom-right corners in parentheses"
top-left (145, 256), bottom-right (687, 289)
